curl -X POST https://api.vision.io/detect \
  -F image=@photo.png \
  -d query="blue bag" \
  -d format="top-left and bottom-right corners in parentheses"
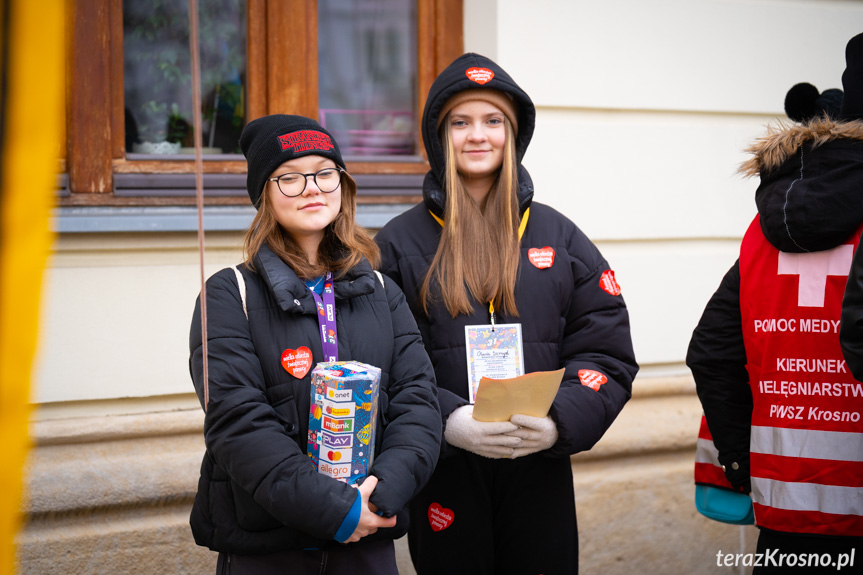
top-left (694, 484), bottom-right (755, 525)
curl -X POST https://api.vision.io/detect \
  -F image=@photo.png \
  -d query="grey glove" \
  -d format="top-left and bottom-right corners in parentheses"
top-left (445, 405), bottom-right (522, 458)
top-left (507, 414), bottom-right (559, 458)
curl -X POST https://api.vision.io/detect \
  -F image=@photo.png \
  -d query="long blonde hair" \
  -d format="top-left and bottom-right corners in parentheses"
top-left (420, 116), bottom-right (521, 317)
top-left (243, 171), bottom-right (380, 278)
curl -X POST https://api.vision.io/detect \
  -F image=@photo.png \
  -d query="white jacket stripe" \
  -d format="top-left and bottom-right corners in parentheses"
top-left (751, 477), bottom-right (863, 515)
top-left (750, 425), bottom-right (863, 462)
top-left (695, 438), bottom-right (721, 466)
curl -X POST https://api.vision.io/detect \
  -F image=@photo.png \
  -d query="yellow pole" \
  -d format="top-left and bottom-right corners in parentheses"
top-left (0, 0), bottom-right (64, 572)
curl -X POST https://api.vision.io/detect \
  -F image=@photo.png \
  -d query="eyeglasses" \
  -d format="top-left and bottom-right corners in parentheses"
top-left (267, 167), bottom-right (345, 197)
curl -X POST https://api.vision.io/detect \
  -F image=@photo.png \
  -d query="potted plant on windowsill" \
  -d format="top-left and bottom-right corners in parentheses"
top-left (132, 102), bottom-right (186, 154)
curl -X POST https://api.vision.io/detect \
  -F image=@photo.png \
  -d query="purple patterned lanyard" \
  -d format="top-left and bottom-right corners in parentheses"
top-left (310, 272), bottom-right (338, 362)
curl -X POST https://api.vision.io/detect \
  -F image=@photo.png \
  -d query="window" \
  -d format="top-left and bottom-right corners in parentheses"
top-left (64, 0), bottom-right (463, 207)
top-left (122, 0), bottom-right (247, 157)
top-left (318, 0), bottom-right (418, 158)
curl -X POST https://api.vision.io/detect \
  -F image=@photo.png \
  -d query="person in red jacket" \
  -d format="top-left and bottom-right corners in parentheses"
top-left (688, 33), bottom-right (863, 573)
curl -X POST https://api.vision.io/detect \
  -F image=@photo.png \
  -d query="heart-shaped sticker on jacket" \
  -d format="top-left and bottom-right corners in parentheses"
top-left (281, 346), bottom-right (312, 378)
top-left (428, 502), bottom-right (454, 532)
top-left (528, 247), bottom-right (555, 269)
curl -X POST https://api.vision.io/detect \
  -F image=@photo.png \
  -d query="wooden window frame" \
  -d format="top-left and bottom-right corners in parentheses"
top-left (64, 0), bottom-right (463, 207)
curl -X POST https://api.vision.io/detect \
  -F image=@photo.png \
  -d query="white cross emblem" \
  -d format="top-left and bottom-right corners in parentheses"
top-left (777, 245), bottom-right (854, 307)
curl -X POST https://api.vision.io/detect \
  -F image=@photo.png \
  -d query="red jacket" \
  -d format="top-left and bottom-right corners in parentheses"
top-left (739, 216), bottom-right (863, 536)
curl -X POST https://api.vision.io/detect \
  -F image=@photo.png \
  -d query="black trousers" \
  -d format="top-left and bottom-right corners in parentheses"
top-left (408, 451), bottom-right (578, 575)
top-left (215, 538), bottom-right (397, 575)
top-left (753, 528), bottom-right (862, 574)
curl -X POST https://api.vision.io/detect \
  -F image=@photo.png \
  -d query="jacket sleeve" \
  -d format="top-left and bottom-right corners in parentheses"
top-left (544, 227), bottom-right (639, 457)
top-left (368, 280), bottom-right (442, 517)
top-left (685, 260), bottom-right (752, 492)
top-left (189, 269), bottom-right (358, 540)
top-left (841, 231), bottom-right (863, 381)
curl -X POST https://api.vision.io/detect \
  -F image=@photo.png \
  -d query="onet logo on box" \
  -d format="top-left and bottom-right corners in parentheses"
top-left (326, 388), bottom-right (352, 402)
top-left (323, 416), bottom-right (353, 433)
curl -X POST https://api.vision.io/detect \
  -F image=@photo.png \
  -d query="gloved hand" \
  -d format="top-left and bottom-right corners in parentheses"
top-left (444, 405), bottom-right (523, 458)
top-left (507, 414), bottom-right (559, 458)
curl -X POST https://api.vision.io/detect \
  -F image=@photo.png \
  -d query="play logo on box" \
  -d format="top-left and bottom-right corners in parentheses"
top-left (323, 433), bottom-right (353, 449)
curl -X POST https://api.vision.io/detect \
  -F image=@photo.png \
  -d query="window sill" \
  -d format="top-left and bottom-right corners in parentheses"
top-left (52, 204), bottom-right (417, 234)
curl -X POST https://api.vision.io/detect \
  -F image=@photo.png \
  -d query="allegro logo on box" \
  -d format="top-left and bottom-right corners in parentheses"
top-left (319, 461), bottom-right (351, 478)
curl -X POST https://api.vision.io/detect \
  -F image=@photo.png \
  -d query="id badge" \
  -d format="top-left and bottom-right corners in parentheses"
top-left (464, 323), bottom-right (525, 403)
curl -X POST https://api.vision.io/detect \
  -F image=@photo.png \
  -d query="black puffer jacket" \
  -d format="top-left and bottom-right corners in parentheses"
top-left (188, 244), bottom-right (441, 553)
top-left (841, 232), bottom-right (863, 379)
top-left (687, 117), bottom-right (863, 491)
top-left (375, 53), bottom-right (638, 458)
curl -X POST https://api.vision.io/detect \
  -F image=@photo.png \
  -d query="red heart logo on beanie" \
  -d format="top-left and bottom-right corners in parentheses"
top-left (428, 502), bottom-right (454, 532)
top-left (281, 346), bottom-right (312, 378)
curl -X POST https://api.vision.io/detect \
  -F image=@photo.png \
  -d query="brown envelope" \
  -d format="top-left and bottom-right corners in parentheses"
top-left (471, 368), bottom-right (565, 422)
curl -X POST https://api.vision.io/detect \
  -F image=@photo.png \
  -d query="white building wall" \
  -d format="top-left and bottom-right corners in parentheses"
top-left (467, 0), bottom-right (863, 371)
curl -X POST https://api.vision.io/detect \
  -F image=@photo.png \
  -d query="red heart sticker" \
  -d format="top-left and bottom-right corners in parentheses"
top-left (428, 502), bottom-right (454, 532)
top-left (465, 67), bottom-right (494, 85)
top-left (599, 270), bottom-right (621, 296)
top-left (578, 369), bottom-right (608, 391)
top-left (528, 247), bottom-right (555, 269)
top-left (281, 346), bottom-right (312, 378)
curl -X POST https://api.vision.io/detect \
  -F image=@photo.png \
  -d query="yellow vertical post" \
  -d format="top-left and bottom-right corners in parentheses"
top-left (0, 0), bottom-right (65, 572)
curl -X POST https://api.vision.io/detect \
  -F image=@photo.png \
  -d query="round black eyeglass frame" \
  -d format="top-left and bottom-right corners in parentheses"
top-left (267, 167), bottom-right (345, 197)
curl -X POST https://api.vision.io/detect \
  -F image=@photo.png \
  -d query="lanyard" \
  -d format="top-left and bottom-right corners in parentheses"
top-left (310, 272), bottom-right (338, 362)
top-left (429, 207), bottom-right (530, 329)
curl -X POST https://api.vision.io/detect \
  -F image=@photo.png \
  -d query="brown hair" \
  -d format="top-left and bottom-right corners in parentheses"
top-left (243, 171), bottom-right (380, 278)
top-left (419, 116), bottom-right (521, 317)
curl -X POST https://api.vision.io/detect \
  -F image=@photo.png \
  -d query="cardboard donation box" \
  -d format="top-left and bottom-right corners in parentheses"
top-left (307, 361), bottom-right (381, 485)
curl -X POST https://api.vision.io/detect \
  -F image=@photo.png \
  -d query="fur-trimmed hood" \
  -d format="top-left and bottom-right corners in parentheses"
top-left (740, 117), bottom-right (863, 252)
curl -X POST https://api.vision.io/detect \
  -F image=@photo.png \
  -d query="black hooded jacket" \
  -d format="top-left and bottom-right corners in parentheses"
top-left (188, 245), bottom-right (441, 553)
top-left (687, 117), bottom-right (863, 492)
top-left (375, 53), bottom-right (638, 459)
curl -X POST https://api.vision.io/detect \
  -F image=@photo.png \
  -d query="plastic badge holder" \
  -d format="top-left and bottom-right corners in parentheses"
top-left (694, 484), bottom-right (755, 525)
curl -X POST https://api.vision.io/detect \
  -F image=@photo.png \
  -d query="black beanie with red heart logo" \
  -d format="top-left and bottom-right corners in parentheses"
top-left (239, 114), bottom-right (346, 208)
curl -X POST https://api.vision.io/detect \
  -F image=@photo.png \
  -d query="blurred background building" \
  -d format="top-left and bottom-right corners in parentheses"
top-left (18, 1), bottom-right (863, 573)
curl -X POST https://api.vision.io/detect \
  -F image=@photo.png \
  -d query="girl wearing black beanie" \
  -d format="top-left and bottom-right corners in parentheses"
top-left (188, 115), bottom-right (442, 574)
top-left (376, 53), bottom-right (638, 574)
